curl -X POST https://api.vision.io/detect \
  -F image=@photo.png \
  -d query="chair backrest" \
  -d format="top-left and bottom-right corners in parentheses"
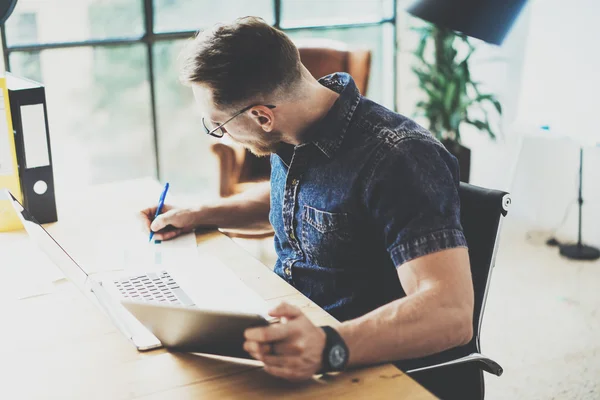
top-left (458, 182), bottom-right (510, 352)
top-left (295, 38), bottom-right (372, 94)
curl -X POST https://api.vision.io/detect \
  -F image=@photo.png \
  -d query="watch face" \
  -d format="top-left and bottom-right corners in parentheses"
top-left (329, 344), bottom-right (347, 369)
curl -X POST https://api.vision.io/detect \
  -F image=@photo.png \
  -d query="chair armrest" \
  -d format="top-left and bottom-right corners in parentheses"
top-left (218, 227), bottom-right (274, 239)
top-left (406, 353), bottom-right (503, 376)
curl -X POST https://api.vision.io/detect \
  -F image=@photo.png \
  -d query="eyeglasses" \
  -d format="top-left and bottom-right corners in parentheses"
top-left (202, 104), bottom-right (276, 138)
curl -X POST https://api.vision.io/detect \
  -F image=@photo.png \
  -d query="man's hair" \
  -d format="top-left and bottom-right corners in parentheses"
top-left (179, 16), bottom-right (302, 108)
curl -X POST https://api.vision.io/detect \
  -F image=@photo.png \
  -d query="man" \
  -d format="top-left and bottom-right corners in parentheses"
top-left (140, 17), bottom-right (476, 398)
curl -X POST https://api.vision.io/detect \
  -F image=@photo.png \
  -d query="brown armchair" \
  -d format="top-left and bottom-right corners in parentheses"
top-left (210, 38), bottom-right (372, 237)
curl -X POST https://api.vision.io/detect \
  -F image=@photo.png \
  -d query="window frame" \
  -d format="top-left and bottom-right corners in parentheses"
top-left (1, 0), bottom-right (398, 180)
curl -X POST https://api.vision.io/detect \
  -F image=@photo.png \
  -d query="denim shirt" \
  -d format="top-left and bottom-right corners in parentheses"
top-left (269, 73), bottom-right (467, 323)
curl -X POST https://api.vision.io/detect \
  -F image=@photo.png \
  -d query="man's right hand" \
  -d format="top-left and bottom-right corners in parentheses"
top-left (139, 204), bottom-right (198, 241)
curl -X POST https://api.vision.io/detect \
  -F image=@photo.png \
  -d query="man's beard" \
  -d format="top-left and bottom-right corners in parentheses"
top-left (233, 132), bottom-right (283, 157)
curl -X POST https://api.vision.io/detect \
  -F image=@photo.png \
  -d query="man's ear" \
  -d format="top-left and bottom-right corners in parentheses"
top-left (249, 105), bottom-right (275, 132)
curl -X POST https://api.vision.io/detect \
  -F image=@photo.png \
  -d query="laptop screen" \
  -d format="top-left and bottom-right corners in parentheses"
top-left (5, 190), bottom-right (89, 289)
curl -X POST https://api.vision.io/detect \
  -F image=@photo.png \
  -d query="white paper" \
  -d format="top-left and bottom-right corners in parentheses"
top-left (81, 220), bottom-right (199, 275)
top-left (20, 104), bottom-right (50, 169)
top-left (0, 235), bottom-right (58, 300)
top-left (125, 231), bottom-right (199, 271)
top-left (0, 92), bottom-right (13, 176)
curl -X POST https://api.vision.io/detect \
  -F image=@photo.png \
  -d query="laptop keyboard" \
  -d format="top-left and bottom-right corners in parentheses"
top-left (114, 270), bottom-right (194, 306)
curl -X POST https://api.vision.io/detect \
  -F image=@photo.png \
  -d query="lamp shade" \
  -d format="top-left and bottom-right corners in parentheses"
top-left (0, 0), bottom-right (17, 25)
top-left (407, 0), bottom-right (527, 45)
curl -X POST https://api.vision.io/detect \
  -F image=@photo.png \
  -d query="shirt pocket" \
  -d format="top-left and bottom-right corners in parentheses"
top-left (302, 205), bottom-right (353, 268)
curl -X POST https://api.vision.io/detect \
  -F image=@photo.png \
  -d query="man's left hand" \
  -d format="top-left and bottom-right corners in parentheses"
top-left (244, 302), bottom-right (326, 381)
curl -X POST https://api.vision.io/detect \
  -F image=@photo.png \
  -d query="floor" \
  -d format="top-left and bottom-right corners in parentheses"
top-left (483, 219), bottom-right (600, 400)
top-left (232, 217), bottom-right (600, 400)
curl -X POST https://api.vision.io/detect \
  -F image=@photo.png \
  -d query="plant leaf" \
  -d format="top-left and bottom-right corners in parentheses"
top-left (466, 119), bottom-right (496, 139)
top-left (491, 99), bottom-right (502, 114)
top-left (450, 111), bottom-right (463, 132)
top-left (410, 22), bottom-right (501, 144)
top-left (444, 80), bottom-right (457, 113)
top-left (474, 93), bottom-right (503, 115)
top-left (410, 26), bottom-right (433, 35)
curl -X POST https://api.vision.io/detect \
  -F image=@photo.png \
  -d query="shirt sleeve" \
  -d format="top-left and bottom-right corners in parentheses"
top-left (364, 136), bottom-right (467, 267)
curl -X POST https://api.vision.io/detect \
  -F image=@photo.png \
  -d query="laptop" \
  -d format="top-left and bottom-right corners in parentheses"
top-left (6, 189), bottom-right (271, 352)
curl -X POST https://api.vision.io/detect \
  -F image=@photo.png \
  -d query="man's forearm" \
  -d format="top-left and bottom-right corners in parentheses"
top-left (337, 286), bottom-right (473, 367)
top-left (192, 181), bottom-right (271, 232)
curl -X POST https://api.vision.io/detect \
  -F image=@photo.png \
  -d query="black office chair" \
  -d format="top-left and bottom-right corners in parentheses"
top-left (406, 182), bottom-right (511, 400)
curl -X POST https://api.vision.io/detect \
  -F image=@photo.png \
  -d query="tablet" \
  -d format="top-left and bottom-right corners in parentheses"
top-left (121, 300), bottom-right (274, 358)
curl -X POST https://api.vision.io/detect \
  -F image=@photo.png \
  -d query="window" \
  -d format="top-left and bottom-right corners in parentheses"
top-left (153, 40), bottom-right (219, 194)
top-left (3, 0), bottom-right (398, 199)
top-left (9, 46), bottom-right (155, 193)
top-left (281, 0), bottom-right (394, 27)
top-left (288, 24), bottom-right (395, 108)
top-left (153, 0), bottom-right (274, 33)
top-left (5, 11), bottom-right (38, 45)
top-left (4, 0), bottom-right (144, 45)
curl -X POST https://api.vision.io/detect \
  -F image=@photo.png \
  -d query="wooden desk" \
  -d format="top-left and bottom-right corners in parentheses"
top-left (0, 179), bottom-right (434, 399)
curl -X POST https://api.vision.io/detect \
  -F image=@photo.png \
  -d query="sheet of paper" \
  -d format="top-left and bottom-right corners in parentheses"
top-left (2, 277), bottom-right (55, 301)
top-left (0, 235), bottom-right (58, 300)
top-left (117, 231), bottom-right (200, 273)
top-left (55, 214), bottom-right (199, 275)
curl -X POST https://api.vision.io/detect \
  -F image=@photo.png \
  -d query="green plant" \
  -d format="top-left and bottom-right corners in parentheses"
top-left (412, 24), bottom-right (502, 144)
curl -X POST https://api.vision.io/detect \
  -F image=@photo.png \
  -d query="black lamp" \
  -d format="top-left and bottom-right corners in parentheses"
top-left (406, 0), bottom-right (528, 46)
top-left (557, 148), bottom-right (600, 260)
top-left (0, 0), bottom-right (17, 25)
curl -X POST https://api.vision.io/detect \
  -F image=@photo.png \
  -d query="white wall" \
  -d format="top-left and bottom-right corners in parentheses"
top-left (396, 0), bottom-right (600, 248)
top-left (509, 0), bottom-right (600, 248)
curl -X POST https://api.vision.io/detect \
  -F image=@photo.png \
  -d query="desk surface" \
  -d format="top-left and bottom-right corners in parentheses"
top-left (0, 178), bottom-right (434, 399)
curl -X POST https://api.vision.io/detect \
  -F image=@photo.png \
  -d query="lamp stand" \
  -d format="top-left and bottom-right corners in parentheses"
top-left (559, 147), bottom-right (600, 261)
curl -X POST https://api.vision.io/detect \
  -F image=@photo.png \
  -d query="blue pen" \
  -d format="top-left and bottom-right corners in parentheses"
top-left (149, 182), bottom-right (170, 243)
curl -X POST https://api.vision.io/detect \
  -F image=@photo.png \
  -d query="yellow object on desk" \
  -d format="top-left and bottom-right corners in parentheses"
top-left (0, 75), bottom-right (22, 232)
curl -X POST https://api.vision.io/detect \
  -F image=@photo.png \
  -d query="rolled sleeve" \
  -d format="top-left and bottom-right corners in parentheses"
top-left (388, 228), bottom-right (467, 266)
top-left (364, 135), bottom-right (467, 268)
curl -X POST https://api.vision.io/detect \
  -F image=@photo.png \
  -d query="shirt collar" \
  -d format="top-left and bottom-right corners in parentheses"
top-left (274, 72), bottom-right (361, 165)
top-left (308, 73), bottom-right (361, 159)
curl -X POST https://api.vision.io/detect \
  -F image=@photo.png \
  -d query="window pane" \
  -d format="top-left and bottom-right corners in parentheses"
top-left (153, 40), bottom-right (219, 198)
top-left (9, 45), bottom-right (155, 197)
top-left (9, 52), bottom-right (43, 83)
top-left (5, 0), bottom-right (144, 46)
top-left (287, 24), bottom-right (395, 109)
top-left (153, 0), bottom-right (274, 33)
top-left (281, 0), bottom-right (394, 28)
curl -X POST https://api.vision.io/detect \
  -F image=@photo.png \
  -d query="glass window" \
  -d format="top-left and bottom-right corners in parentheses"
top-left (5, 0), bottom-right (144, 46)
top-left (153, 0), bottom-right (274, 33)
top-left (4, 12), bottom-right (38, 45)
top-left (281, 0), bottom-right (394, 28)
top-left (286, 23), bottom-right (395, 109)
top-left (9, 52), bottom-right (43, 83)
top-left (153, 40), bottom-right (219, 198)
top-left (9, 45), bottom-right (155, 197)
top-left (4, 1), bottom-right (397, 200)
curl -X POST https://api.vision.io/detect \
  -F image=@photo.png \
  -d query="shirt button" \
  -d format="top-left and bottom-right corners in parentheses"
top-left (284, 267), bottom-right (292, 277)
top-left (291, 179), bottom-right (299, 186)
top-left (290, 231), bottom-right (296, 240)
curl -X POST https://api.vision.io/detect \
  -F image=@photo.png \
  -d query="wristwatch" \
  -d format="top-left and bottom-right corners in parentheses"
top-left (319, 326), bottom-right (349, 373)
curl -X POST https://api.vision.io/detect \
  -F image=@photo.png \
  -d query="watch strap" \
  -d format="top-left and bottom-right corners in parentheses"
top-left (319, 326), bottom-right (349, 373)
